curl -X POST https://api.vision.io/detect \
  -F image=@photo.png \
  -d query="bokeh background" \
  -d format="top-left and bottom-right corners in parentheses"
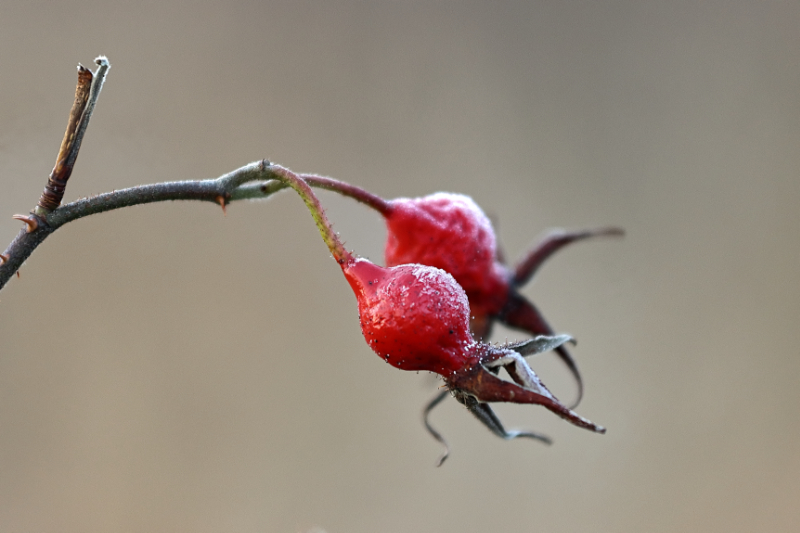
top-left (1, 1), bottom-right (798, 531)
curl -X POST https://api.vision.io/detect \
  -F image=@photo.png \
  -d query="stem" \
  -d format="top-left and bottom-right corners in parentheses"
top-left (1, 57), bottom-right (366, 290)
top-left (301, 174), bottom-right (393, 215)
top-left (0, 162), bottom-right (269, 291)
top-left (35, 57), bottom-right (110, 216)
top-left (233, 174), bottom-right (393, 216)
top-left (0, 161), bottom-right (367, 292)
top-left (36, 65), bottom-right (92, 213)
top-left (265, 164), bottom-right (352, 264)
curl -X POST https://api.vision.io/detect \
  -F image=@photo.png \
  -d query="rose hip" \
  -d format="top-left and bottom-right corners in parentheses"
top-left (384, 193), bottom-right (510, 321)
top-left (265, 163), bottom-right (606, 465)
top-left (291, 174), bottom-right (622, 408)
top-left (343, 259), bottom-right (475, 375)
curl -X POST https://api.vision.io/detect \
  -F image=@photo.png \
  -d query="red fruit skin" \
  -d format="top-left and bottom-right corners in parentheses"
top-left (384, 193), bottom-right (510, 321)
top-left (342, 258), bottom-right (477, 375)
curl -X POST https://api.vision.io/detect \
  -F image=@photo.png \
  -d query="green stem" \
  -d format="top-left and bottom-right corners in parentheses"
top-left (266, 163), bottom-right (352, 265)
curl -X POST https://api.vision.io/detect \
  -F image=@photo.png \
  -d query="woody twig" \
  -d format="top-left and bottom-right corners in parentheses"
top-left (0, 56), bottom-right (373, 292)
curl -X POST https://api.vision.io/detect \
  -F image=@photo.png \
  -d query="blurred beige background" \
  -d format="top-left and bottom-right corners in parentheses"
top-left (1, 1), bottom-right (798, 532)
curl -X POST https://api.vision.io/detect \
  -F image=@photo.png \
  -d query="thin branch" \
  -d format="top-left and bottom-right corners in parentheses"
top-left (35, 57), bottom-right (110, 215)
top-left (1, 158), bottom-right (395, 291)
top-left (0, 161), bottom-right (271, 291)
top-left (45, 162), bottom-right (267, 227)
top-left (1, 56), bottom-right (395, 291)
top-left (35, 65), bottom-right (91, 213)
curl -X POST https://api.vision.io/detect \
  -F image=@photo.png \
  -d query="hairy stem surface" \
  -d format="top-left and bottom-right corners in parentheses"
top-left (266, 165), bottom-right (352, 264)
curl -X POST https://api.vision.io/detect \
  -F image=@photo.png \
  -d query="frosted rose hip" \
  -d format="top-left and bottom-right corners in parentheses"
top-left (287, 174), bottom-right (622, 409)
top-left (343, 259), bottom-right (475, 375)
top-left (384, 193), bottom-right (510, 318)
top-left (267, 164), bottom-right (607, 465)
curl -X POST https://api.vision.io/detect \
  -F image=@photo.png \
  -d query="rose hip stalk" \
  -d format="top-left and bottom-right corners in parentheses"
top-left (266, 163), bottom-right (605, 465)
top-left (279, 174), bottom-right (622, 409)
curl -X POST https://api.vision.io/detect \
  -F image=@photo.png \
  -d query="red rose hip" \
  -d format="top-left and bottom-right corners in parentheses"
top-left (343, 258), bottom-right (476, 374)
top-left (290, 174), bottom-right (623, 408)
top-left (384, 193), bottom-right (510, 320)
top-left (265, 163), bottom-right (606, 464)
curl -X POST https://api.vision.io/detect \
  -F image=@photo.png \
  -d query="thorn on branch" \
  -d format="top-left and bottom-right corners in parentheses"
top-left (216, 195), bottom-right (227, 215)
top-left (0, 254), bottom-right (7, 265)
top-left (12, 215), bottom-right (39, 233)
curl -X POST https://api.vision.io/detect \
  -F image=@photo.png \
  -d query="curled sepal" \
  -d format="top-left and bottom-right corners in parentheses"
top-left (512, 226), bottom-right (625, 287)
top-left (446, 364), bottom-right (605, 434)
top-left (423, 386), bottom-right (553, 466)
top-left (503, 334), bottom-right (574, 357)
top-left (502, 292), bottom-right (584, 409)
top-left (422, 390), bottom-right (451, 467)
top-left (454, 393), bottom-right (551, 444)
